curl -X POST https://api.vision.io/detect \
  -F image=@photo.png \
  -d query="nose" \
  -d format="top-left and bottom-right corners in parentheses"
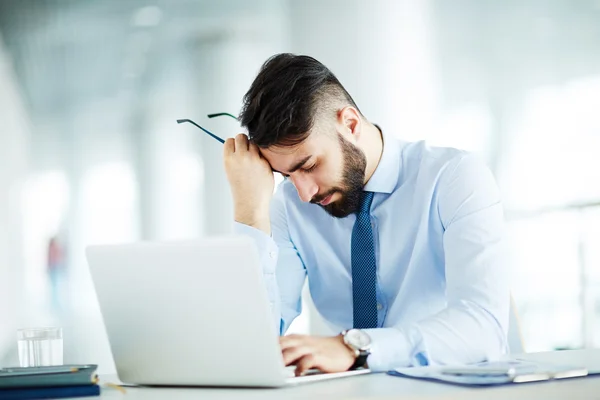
top-left (290, 174), bottom-right (318, 203)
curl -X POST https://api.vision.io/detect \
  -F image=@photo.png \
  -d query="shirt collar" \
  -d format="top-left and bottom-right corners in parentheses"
top-left (363, 126), bottom-right (402, 194)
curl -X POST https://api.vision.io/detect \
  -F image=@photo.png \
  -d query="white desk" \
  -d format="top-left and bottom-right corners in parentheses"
top-left (94, 349), bottom-right (600, 400)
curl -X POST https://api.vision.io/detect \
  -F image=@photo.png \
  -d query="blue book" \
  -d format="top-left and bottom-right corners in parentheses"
top-left (0, 365), bottom-right (98, 388)
top-left (0, 384), bottom-right (100, 399)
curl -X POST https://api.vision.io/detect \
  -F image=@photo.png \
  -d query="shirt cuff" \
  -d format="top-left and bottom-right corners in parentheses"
top-left (233, 222), bottom-right (278, 274)
top-left (363, 327), bottom-right (426, 372)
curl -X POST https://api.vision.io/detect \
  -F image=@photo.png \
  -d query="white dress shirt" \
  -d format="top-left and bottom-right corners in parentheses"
top-left (235, 131), bottom-right (509, 372)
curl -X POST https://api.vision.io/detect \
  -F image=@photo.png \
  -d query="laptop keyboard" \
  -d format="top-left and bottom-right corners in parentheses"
top-left (283, 366), bottom-right (371, 384)
top-left (283, 366), bottom-right (323, 378)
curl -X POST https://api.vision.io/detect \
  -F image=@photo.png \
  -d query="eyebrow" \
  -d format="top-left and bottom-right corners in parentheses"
top-left (286, 155), bottom-right (312, 174)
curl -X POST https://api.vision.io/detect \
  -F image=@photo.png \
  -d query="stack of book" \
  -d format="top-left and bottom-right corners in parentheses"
top-left (0, 364), bottom-right (100, 399)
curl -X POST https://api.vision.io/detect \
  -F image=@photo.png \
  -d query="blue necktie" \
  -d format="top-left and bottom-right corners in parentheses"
top-left (351, 191), bottom-right (378, 329)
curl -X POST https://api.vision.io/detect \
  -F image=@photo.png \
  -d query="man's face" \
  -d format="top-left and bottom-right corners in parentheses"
top-left (260, 131), bottom-right (367, 218)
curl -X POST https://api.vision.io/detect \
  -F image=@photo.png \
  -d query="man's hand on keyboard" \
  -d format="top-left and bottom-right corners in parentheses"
top-left (279, 334), bottom-right (356, 376)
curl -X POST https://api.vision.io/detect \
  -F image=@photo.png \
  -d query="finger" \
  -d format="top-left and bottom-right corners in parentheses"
top-left (234, 133), bottom-right (249, 152)
top-left (224, 138), bottom-right (235, 155)
top-left (279, 334), bottom-right (306, 351)
top-left (295, 354), bottom-right (317, 377)
top-left (248, 142), bottom-right (260, 156)
top-left (281, 346), bottom-right (312, 366)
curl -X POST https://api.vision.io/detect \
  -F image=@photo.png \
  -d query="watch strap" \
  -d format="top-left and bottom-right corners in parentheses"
top-left (349, 350), bottom-right (369, 370)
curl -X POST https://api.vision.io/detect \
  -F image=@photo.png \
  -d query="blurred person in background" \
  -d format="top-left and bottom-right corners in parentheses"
top-left (47, 233), bottom-right (67, 313)
top-left (224, 53), bottom-right (509, 375)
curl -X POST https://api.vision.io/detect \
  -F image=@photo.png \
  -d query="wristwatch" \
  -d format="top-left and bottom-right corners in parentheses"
top-left (341, 329), bottom-right (372, 370)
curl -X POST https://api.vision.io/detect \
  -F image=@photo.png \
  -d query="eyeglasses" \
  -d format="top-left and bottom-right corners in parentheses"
top-left (176, 112), bottom-right (239, 144)
top-left (177, 112), bottom-right (285, 177)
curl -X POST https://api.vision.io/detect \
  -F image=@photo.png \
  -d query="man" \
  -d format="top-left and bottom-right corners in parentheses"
top-left (223, 53), bottom-right (509, 376)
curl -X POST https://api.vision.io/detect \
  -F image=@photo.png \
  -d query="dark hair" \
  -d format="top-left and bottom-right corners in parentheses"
top-left (239, 53), bottom-right (360, 148)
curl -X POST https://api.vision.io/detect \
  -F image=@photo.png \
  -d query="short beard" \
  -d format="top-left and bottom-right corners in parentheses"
top-left (311, 134), bottom-right (367, 218)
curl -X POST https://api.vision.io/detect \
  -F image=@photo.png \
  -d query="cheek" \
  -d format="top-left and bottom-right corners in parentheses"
top-left (314, 170), bottom-right (335, 188)
top-left (321, 157), bottom-right (344, 181)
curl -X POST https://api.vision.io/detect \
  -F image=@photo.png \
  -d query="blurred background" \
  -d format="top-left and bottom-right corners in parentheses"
top-left (0, 0), bottom-right (599, 373)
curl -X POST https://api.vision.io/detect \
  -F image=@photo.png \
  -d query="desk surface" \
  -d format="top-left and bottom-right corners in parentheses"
top-left (94, 349), bottom-right (600, 400)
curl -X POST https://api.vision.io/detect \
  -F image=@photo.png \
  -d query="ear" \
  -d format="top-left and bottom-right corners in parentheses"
top-left (337, 106), bottom-right (362, 141)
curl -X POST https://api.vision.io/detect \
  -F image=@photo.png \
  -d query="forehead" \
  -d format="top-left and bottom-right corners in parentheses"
top-left (259, 132), bottom-right (333, 171)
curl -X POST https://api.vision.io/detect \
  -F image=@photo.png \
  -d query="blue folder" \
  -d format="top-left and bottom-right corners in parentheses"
top-left (0, 384), bottom-right (100, 399)
top-left (388, 359), bottom-right (589, 387)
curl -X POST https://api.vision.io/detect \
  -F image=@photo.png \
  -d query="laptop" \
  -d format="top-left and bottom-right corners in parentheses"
top-left (86, 236), bottom-right (369, 387)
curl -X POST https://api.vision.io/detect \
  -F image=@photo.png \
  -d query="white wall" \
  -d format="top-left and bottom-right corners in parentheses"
top-left (0, 33), bottom-right (30, 365)
top-left (290, 0), bottom-right (439, 141)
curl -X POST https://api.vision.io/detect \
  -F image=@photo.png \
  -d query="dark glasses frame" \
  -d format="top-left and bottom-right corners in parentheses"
top-left (176, 112), bottom-right (239, 144)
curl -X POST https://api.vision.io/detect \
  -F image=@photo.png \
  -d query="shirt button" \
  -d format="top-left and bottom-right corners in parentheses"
top-left (269, 251), bottom-right (276, 259)
top-left (377, 303), bottom-right (383, 311)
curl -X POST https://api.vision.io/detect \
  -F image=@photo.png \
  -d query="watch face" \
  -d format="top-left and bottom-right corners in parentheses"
top-left (346, 329), bottom-right (371, 350)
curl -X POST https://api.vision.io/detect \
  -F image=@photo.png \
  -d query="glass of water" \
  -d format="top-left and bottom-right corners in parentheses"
top-left (17, 327), bottom-right (63, 367)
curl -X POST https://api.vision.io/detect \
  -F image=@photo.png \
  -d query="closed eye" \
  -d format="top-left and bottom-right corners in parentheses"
top-left (303, 163), bottom-right (317, 173)
top-left (279, 163), bottom-right (317, 179)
